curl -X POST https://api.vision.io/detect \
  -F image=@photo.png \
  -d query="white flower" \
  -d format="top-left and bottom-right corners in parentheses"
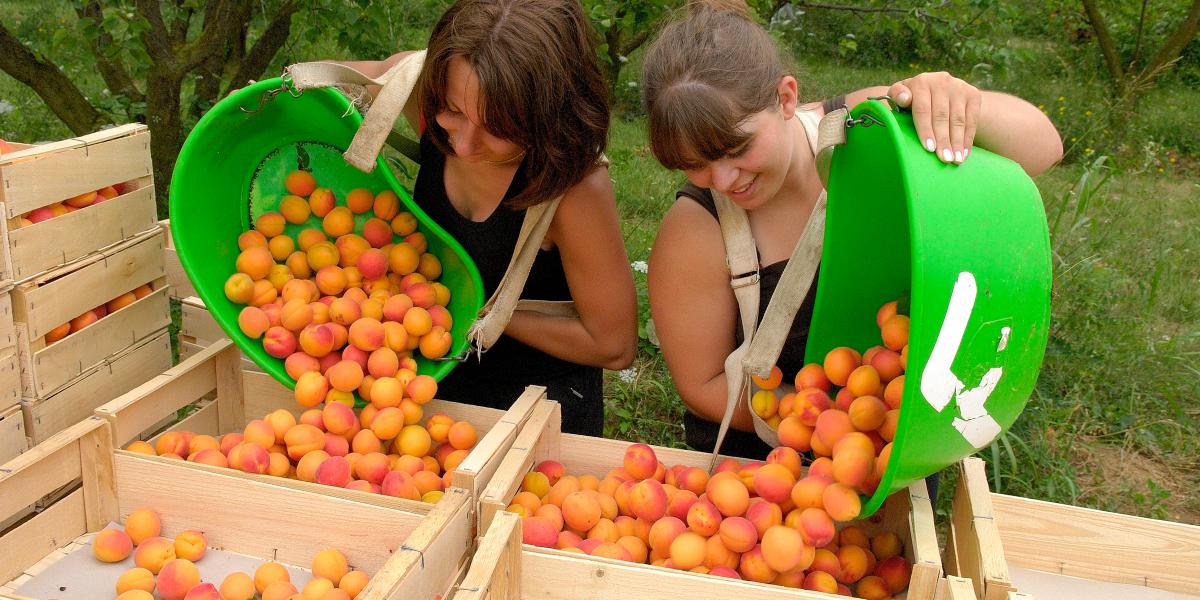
top-left (618, 368), bottom-right (638, 383)
top-left (630, 260), bottom-right (648, 273)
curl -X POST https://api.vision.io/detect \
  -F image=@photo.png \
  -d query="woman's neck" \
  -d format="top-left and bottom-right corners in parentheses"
top-left (444, 154), bottom-right (523, 222)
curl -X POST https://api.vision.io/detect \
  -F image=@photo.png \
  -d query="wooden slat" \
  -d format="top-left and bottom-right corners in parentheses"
top-left (6, 185), bottom-right (158, 281)
top-left (951, 458), bottom-right (1013, 600)
top-left (25, 284), bottom-right (169, 397)
top-left (158, 219), bottom-right (196, 299)
top-left (453, 386), bottom-right (547, 498)
top-left (113, 451), bottom-right (424, 573)
top-left (212, 340), bottom-right (245, 435)
top-left (992, 492), bottom-right (1200, 594)
top-left (180, 296), bottom-right (224, 344)
top-left (0, 405), bottom-right (27, 464)
top-left (0, 124), bottom-right (152, 218)
top-left (0, 291), bottom-right (15, 349)
top-left (450, 510), bottom-right (522, 600)
top-left (478, 401), bottom-right (562, 532)
top-left (22, 329), bottom-right (171, 443)
top-left (0, 487), bottom-right (87, 585)
top-left (12, 229), bottom-right (164, 340)
top-left (94, 341), bottom-right (220, 447)
top-left (939, 576), bottom-right (980, 600)
top-left (0, 349), bottom-right (21, 410)
top-left (522, 549), bottom-right (833, 600)
top-left (0, 418), bottom-right (105, 524)
top-left (363, 487), bottom-right (473, 600)
top-left (77, 420), bottom-right (118, 531)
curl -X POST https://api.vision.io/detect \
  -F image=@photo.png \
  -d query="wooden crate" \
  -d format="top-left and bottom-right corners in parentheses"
top-left (946, 456), bottom-right (1200, 600)
top-left (0, 124), bottom-right (158, 283)
top-left (176, 294), bottom-right (261, 371)
top-left (158, 218), bottom-right (195, 300)
top-left (0, 415), bottom-right (475, 599)
top-left (20, 329), bottom-right (171, 445)
top-left (12, 229), bottom-right (169, 398)
top-left (96, 338), bottom-right (549, 518)
top-left (472, 402), bottom-right (944, 600)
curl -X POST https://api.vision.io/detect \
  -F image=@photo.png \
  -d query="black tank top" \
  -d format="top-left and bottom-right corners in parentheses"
top-left (411, 133), bottom-right (602, 435)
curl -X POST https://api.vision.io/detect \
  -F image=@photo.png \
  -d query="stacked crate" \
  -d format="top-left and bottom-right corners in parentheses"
top-left (0, 283), bottom-right (25, 464)
top-left (0, 125), bottom-right (171, 446)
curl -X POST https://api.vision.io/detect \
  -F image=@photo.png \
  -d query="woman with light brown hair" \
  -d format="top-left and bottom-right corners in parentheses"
top-left (339, 0), bottom-right (637, 435)
top-left (644, 0), bottom-right (1063, 458)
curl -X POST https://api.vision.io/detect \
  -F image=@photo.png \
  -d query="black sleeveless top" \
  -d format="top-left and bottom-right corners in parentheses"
top-left (411, 133), bottom-right (602, 436)
top-left (677, 96), bottom-right (843, 459)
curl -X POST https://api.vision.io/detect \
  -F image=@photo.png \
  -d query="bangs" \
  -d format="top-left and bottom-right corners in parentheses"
top-left (470, 53), bottom-right (533, 147)
top-left (648, 82), bottom-right (753, 171)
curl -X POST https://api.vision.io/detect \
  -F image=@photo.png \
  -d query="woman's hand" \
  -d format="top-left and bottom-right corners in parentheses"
top-left (889, 72), bottom-right (981, 165)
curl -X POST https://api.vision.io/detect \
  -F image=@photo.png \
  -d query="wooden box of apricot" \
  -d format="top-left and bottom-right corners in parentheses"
top-left (0, 124), bottom-right (160, 283)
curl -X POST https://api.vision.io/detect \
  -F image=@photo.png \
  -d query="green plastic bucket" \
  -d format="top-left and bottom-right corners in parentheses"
top-left (170, 78), bottom-right (485, 394)
top-left (809, 99), bottom-right (1052, 517)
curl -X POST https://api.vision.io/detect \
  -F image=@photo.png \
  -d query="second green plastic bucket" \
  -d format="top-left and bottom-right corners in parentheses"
top-left (170, 78), bottom-right (485, 393)
top-left (809, 100), bottom-right (1053, 517)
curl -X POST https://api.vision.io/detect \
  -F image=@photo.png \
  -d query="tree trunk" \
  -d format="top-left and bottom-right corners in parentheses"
top-left (145, 68), bottom-right (185, 218)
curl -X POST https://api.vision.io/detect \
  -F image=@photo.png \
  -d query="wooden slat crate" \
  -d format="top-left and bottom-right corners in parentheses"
top-left (946, 456), bottom-right (1200, 600)
top-left (0, 124), bottom-right (158, 283)
top-left (11, 229), bottom-right (169, 398)
top-left (20, 329), bottom-right (171, 445)
top-left (176, 294), bottom-right (261, 371)
top-left (0, 415), bottom-right (475, 599)
top-left (470, 402), bottom-right (944, 600)
top-left (157, 218), bottom-right (194, 299)
top-left (95, 338), bottom-right (549, 519)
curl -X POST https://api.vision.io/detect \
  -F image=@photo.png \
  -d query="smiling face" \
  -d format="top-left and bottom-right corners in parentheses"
top-left (677, 77), bottom-right (802, 210)
top-left (434, 55), bottom-right (527, 164)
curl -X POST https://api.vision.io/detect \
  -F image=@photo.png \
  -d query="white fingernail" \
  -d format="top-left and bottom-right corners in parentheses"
top-left (965, 148), bottom-right (970, 158)
top-left (925, 139), bottom-right (936, 152)
top-left (954, 150), bottom-right (963, 163)
top-left (898, 91), bottom-right (911, 104)
top-left (942, 148), bottom-right (953, 162)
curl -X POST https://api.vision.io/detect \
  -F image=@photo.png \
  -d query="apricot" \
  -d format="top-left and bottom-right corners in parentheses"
top-left (263, 326), bottom-right (297, 358)
top-left (849, 395), bottom-right (888, 432)
top-left (260, 580), bottom-right (298, 600)
top-left (798, 507), bottom-right (835, 547)
top-left (814, 409), bottom-right (853, 449)
top-left (93, 528), bottom-right (134, 562)
top-left (737, 544), bottom-right (778, 583)
top-left (519, 515), bottom-right (559, 548)
top-left (761, 525), bottom-right (806, 573)
top-left (856, 575), bottom-right (892, 600)
top-left (370, 407), bottom-right (405, 440)
top-left (398, 424), bottom-right (432, 456)
top-left (340, 187), bottom-right (372, 214)
top-left (620, 443), bottom-right (657, 481)
top-left (881, 314), bottom-right (910, 351)
top-left (174, 530), bottom-right (206, 561)
top-left (832, 447), bottom-right (874, 489)
top-left (284, 423), bottom-right (326, 461)
top-left (255, 212), bottom-right (286, 238)
top-left (823, 346), bottom-right (862, 387)
top-left (285, 170), bottom-right (317, 196)
top-left (348, 317), bottom-right (385, 352)
top-left (665, 489), bottom-right (697, 522)
top-left (125, 507), bottom-right (162, 544)
top-left (418, 326), bottom-right (452, 359)
top-left (133, 536), bottom-right (175, 573)
top-left (447, 420), bottom-right (476, 450)
top-left (883, 375), bottom-right (905, 409)
top-left (802, 570), bottom-right (839, 593)
top-left (115, 567), bottom-right (156, 595)
top-left (305, 186), bottom-right (334, 217)
top-left (156, 558), bottom-right (201, 600)
top-left (871, 531), bottom-right (902, 561)
top-left (875, 555), bottom-right (911, 593)
top-left (822, 482), bottom-right (862, 522)
top-left (340, 570), bottom-right (369, 597)
top-left (562, 491), bottom-right (602, 532)
top-left (752, 463), bottom-right (795, 504)
top-left (847, 364), bottom-right (882, 398)
top-left (299, 324), bottom-right (336, 357)
top-left (706, 472), bottom-right (749, 517)
top-left (381, 470), bottom-right (420, 499)
top-left (836, 544), bottom-right (869, 584)
top-left (408, 374), bottom-right (438, 405)
top-left (307, 241), bottom-right (341, 271)
top-left (399, 398), bottom-right (424, 425)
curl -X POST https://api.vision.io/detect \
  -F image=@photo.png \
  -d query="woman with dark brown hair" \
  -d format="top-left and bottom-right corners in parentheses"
top-left (643, 0), bottom-right (1062, 459)
top-left (340, 0), bottom-right (637, 435)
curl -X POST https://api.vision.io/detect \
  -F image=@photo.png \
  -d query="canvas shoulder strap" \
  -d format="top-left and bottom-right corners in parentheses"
top-left (710, 107), bottom-right (847, 462)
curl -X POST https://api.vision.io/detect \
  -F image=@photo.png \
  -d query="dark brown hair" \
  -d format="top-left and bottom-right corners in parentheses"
top-left (419, 0), bottom-right (609, 209)
top-left (641, 0), bottom-right (792, 170)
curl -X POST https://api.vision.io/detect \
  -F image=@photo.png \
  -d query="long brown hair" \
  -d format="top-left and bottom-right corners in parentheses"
top-left (419, 0), bottom-right (609, 209)
top-left (641, 0), bottom-right (793, 170)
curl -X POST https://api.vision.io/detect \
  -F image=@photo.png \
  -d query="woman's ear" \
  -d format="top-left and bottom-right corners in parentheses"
top-left (777, 76), bottom-right (799, 119)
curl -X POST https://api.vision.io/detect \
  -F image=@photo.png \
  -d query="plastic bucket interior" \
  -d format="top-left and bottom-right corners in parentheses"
top-left (808, 99), bottom-right (1052, 517)
top-left (170, 77), bottom-right (485, 394)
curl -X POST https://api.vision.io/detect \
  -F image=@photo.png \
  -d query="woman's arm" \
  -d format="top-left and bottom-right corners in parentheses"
top-left (502, 168), bottom-right (638, 371)
top-left (838, 75), bottom-right (1064, 176)
top-left (648, 198), bottom-right (756, 432)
